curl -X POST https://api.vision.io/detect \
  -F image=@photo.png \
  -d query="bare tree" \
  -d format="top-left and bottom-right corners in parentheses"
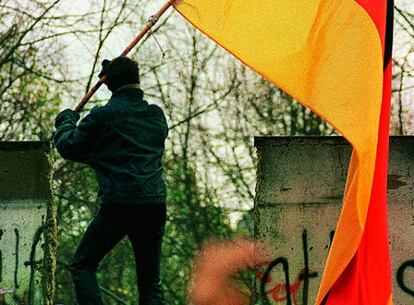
top-left (391, 2), bottom-right (414, 134)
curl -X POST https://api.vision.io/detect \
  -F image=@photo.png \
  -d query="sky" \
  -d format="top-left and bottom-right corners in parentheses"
top-left (53, 0), bottom-right (414, 111)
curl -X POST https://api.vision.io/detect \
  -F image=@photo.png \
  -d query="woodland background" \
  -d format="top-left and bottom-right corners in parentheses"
top-left (0, 1), bottom-right (413, 304)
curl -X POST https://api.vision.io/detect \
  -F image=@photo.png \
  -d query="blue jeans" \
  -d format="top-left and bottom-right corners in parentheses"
top-left (68, 203), bottom-right (166, 305)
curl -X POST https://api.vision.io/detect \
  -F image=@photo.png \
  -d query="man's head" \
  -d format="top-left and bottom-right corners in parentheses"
top-left (98, 56), bottom-right (140, 92)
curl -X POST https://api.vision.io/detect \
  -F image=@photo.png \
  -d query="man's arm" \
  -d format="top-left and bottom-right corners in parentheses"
top-left (54, 108), bottom-right (104, 163)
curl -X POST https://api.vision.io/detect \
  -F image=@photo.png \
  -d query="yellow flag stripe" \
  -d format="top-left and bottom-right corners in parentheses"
top-left (174, 1), bottom-right (383, 303)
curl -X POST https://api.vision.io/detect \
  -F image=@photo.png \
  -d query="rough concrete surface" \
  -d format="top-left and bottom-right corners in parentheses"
top-left (0, 142), bottom-right (55, 305)
top-left (254, 136), bottom-right (414, 305)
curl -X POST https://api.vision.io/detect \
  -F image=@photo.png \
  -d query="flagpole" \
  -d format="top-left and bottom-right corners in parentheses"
top-left (74, 0), bottom-right (177, 113)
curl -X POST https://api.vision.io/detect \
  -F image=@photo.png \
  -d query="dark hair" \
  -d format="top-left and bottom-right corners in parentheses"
top-left (103, 56), bottom-right (140, 91)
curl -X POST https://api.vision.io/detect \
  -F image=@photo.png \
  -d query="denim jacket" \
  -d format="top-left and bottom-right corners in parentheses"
top-left (54, 84), bottom-right (168, 205)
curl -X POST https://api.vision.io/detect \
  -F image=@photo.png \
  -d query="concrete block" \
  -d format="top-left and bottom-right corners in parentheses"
top-left (0, 142), bottom-right (54, 305)
top-left (254, 136), bottom-right (414, 305)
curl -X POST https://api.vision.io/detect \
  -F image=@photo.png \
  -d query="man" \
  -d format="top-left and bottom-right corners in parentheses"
top-left (54, 56), bottom-right (168, 305)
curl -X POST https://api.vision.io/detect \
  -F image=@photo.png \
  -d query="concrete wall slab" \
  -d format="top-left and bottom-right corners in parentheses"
top-left (254, 136), bottom-right (414, 305)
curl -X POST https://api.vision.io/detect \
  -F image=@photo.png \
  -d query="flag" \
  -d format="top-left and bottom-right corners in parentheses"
top-left (320, 1), bottom-right (394, 304)
top-left (173, 0), bottom-right (394, 304)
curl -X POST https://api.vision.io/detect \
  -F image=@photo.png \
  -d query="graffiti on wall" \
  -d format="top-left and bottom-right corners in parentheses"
top-left (397, 260), bottom-right (414, 297)
top-left (257, 229), bottom-right (414, 305)
top-left (0, 225), bottom-right (44, 305)
top-left (257, 230), bottom-right (320, 305)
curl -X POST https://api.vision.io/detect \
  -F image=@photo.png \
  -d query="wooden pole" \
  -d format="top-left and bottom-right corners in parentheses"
top-left (74, 0), bottom-right (177, 112)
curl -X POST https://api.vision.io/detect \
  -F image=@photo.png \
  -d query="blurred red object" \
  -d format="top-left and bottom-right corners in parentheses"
top-left (188, 238), bottom-right (272, 305)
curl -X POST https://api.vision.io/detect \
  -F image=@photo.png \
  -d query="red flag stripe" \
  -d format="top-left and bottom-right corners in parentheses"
top-left (323, 1), bottom-right (393, 304)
